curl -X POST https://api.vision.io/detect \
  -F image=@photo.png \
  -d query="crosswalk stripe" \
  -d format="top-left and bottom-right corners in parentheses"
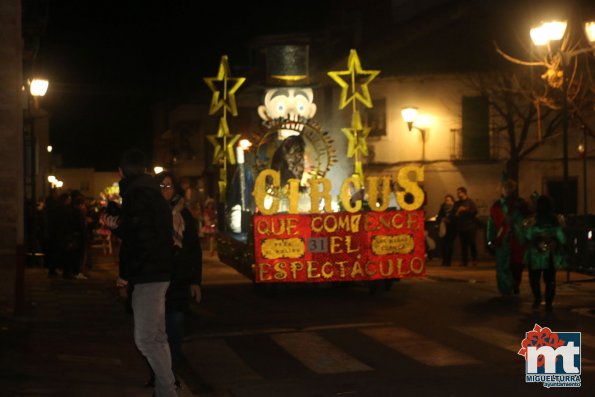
top-left (455, 326), bottom-right (594, 367)
top-left (454, 325), bottom-right (520, 353)
top-left (271, 332), bottom-right (373, 374)
top-left (183, 339), bottom-right (262, 383)
top-left (360, 326), bottom-right (480, 366)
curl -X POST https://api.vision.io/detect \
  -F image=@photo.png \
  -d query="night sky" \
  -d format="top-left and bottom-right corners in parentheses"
top-left (35, 1), bottom-right (333, 171)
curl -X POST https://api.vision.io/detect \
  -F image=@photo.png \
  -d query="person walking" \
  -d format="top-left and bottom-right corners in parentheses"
top-left (144, 171), bottom-right (203, 388)
top-left (102, 148), bottom-right (178, 397)
top-left (487, 178), bottom-right (530, 295)
top-left (523, 195), bottom-right (567, 311)
top-left (52, 192), bottom-right (81, 279)
top-left (436, 194), bottom-right (456, 266)
top-left (202, 197), bottom-right (218, 255)
top-left (452, 186), bottom-right (478, 267)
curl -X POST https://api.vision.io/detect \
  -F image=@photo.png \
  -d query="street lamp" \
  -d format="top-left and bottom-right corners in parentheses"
top-left (528, 18), bottom-right (595, 215)
top-left (29, 78), bottom-right (49, 109)
top-left (401, 107), bottom-right (427, 161)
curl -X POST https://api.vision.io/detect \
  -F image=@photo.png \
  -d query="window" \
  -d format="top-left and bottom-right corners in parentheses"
top-left (461, 96), bottom-right (489, 159)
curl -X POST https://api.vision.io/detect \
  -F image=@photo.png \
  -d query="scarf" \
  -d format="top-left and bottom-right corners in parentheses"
top-left (171, 196), bottom-right (185, 248)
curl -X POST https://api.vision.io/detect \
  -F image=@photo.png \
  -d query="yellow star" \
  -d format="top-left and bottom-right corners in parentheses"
top-left (207, 117), bottom-right (241, 165)
top-left (342, 126), bottom-right (371, 158)
top-left (342, 111), bottom-right (371, 158)
top-left (327, 49), bottom-right (380, 109)
top-left (203, 55), bottom-right (246, 116)
top-left (207, 118), bottom-right (230, 163)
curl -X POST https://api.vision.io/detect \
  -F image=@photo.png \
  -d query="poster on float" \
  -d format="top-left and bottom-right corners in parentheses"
top-left (254, 210), bottom-right (426, 283)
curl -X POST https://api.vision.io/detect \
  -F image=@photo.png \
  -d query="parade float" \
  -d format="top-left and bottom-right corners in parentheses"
top-left (203, 45), bottom-right (426, 292)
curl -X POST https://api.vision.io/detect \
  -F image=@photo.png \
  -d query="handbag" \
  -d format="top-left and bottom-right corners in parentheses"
top-left (439, 219), bottom-right (447, 238)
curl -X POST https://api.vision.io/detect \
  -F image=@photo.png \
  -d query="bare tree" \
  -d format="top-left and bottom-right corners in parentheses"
top-left (466, 17), bottom-right (595, 187)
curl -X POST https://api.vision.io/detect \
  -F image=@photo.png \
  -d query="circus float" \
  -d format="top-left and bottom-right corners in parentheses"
top-left (202, 45), bottom-right (426, 292)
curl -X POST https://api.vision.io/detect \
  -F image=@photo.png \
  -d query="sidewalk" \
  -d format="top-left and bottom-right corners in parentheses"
top-left (425, 257), bottom-right (595, 286)
top-left (424, 258), bottom-right (595, 312)
top-left (0, 248), bottom-right (197, 397)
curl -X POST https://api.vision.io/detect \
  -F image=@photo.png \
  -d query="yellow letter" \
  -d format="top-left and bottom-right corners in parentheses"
top-left (340, 177), bottom-right (362, 213)
top-left (336, 261), bottom-right (348, 278)
top-left (321, 262), bottom-right (334, 279)
top-left (310, 177), bottom-right (332, 213)
top-left (254, 169), bottom-right (280, 215)
top-left (274, 262), bottom-right (288, 280)
top-left (307, 261), bottom-right (321, 279)
top-left (258, 263), bottom-right (272, 281)
top-left (350, 260), bottom-right (364, 278)
top-left (366, 176), bottom-right (391, 212)
top-left (330, 236), bottom-right (344, 254)
top-left (287, 179), bottom-right (300, 214)
top-left (396, 165), bottom-right (425, 210)
top-left (286, 217), bottom-right (299, 235)
top-left (289, 261), bottom-right (304, 279)
top-left (364, 261), bottom-right (377, 276)
top-left (311, 216), bottom-right (323, 233)
top-left (345, 235), bottom-right (360, 253)
top-left (379, 259), bottom-right (394, 277)
top-left (410, 256), bottom-right (425, 274)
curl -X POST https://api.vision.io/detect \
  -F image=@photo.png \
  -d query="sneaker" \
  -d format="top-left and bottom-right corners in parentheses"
top-left (74, 273), bottom-right (88, 280)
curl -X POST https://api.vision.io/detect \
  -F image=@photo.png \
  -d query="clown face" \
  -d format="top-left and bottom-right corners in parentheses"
top-left (258, 88), bottom-right (317, 139)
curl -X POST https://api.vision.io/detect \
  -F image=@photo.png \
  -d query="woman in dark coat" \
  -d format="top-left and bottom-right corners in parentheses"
top-left (436, 194), bottom-right (456, 266)
top-left (148, 171), bottom-right (202, 386)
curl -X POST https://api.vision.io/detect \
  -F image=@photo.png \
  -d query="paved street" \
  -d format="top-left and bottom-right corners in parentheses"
top-left (185, 255), bottom-right (595, 397)
top-left (1, 248), bottom-right (594, 397)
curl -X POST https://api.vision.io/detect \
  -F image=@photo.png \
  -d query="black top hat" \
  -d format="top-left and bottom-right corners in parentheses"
top-left (265, 44), bottom-right (313, 87)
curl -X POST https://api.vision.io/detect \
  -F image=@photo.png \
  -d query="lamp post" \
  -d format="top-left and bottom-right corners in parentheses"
top-left (529, 19), bottom-right (595, 215)
top-left (401, 107), bottom-right (427, 162)
top-left (26, 78), bottom-right (49, 202)
top-left (530, 21), bottom-right (570, 213)
top-left (578, 126), bottom-right (588, 216)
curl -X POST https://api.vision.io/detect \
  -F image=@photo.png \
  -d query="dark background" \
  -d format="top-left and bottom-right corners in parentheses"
top-left (35, 1), bottom-right (333, 170)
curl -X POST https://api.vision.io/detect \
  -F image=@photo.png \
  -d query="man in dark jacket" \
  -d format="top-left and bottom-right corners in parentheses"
top-left (453, 186), bottom-right (479, 267)
top-left (103, 148), bottom-right (178, 397)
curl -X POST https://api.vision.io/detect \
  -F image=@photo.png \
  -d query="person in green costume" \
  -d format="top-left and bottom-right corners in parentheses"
top-left (522, 195), bottom-right (567, 311)
top-left (487, 178), bottom-right (530, 295)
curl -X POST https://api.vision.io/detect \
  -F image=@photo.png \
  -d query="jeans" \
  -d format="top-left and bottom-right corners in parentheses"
top-left (459, 230), bottom-right (477, 265)
top-left (529, 266), bottom-right (556, 307)
top-left (166, 309), bottom-right (186, 370)
top-left (132, 282), bottom-right (178, 397)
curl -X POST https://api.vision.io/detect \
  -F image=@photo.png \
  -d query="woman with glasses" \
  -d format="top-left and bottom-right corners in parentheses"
top-left (146, 171), bottom-right (203, 388)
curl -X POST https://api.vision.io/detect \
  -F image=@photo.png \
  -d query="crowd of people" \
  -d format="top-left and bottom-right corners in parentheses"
top-left (38, 188), bottom-right (96, 279)
top-left (435, 179), bottom-right (567, 312)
